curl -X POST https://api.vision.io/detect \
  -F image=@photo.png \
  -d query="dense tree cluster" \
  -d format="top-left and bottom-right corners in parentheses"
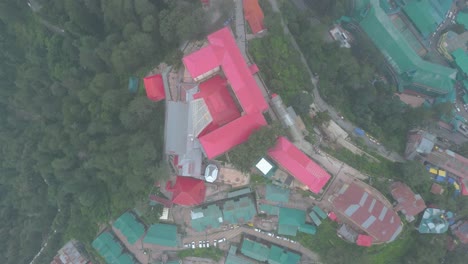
top-left (281, 1), bottom-right (451, 152)
top-left (0, 0), bottom-right (215, 263)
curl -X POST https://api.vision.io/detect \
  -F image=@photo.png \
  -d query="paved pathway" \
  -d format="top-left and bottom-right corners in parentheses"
top-left (268, 0), bottom-right (404, 163)
top-left (182, 226), bottom-right (321, 263)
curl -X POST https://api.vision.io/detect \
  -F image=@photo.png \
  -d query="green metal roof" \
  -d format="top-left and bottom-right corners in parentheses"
top-left (260, 204), bottom-right (280, 216)
top-left (113, 212), bottom-right (145, 245)
top-left (143, 223), bottom-right (178, 247)
top-left (451, 48), bottom-right (468, 74)
top-left (298, 223), bottom-right (317, 235)
top-left (191, 204), bottom-right (223, 231)
top-left (358, 0), bottom-right (456, 97)
top-left (312, 205), bottom-right (327, 219)
top-left (308, 211), bottom-right (322, 226)
top-left (265, 185), bottom-right (290, 203)
top-left (456, 12), bottom-right (468, 29)
top-left (222, 196), bottom-right (257, 224)
top-left (268, 245), bottom-right (301, 264)
top-left (240, 239), bottom-right (269, 262)
top-left (92, 231), bottom-right (138, 264)
top-left (226, 245), bottom-right (255, 264)
top-left (402, 0), bottom-right (448, 38)
top-left (278, 207), bottom-right (306, 236)
top-left (228, 188), bottom-right (252, 198)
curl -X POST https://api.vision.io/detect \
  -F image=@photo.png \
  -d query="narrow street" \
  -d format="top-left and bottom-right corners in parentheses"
top-left (268, 0), bottom-right (405, 163)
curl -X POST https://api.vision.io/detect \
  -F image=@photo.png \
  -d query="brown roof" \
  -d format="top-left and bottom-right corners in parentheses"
top-left (431, 183), bottom-right (444, 195)
top-left (451, 221), bottom-right (468, 244)
top-left (390, 182), bottom-right (426, 217)
top-left (332, 182), bottom-right (403, 243)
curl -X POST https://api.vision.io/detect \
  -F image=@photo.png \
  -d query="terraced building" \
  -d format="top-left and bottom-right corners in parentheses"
top-left (353, 0), bottom-right (457, 103)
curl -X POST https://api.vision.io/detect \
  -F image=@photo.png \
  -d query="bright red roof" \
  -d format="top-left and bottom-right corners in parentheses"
top-left (332, 182), bottom-right (403, 243)
top-left (166, 176), bottom-right (206, 206)
top-left (243, 0), bottom-right (265, 34)
top-left (199, 112), bottom-right (267, 159)
top-left (183, 27), bottom-right (268, 114)
top-left (182, 27), bottom-right (269, 158)
top-left (328, 212), bottom-right (338, 221)
top-left (356, 234), bottom-right (373, 247)
top-left (268, 137), bottom-right (331, 193)
top-left (144, 74), bottom-right (165, 101)
top-left (194, 75), bottom-right (241, 127)
top-left (461, 181), bottom-right (468, 196)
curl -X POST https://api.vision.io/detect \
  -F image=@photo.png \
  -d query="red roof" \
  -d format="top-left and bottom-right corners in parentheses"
top-left (461, 181), bottom-right (468, 196)
top-left (144, 74), bottom-right (165, 101)
top-left (328, 212), bottom-right (338, 221)
top-left (268, 137), bottom-right (331, 193)
top-left (430, 183), bottom-right (444, 195)
top-left (194, 75), bottom-right (240, 127)
top-left (243, 0), bottom-right (265, 34)
top-left (182, 27), bottom-right (269, 158)
top-left (390, 182), bottom-right (426, 217)
top-left (356, 234), bottom-right (373, 247)
top-left (166, 176), bottom-right (206, 206)
top-left (332, 182), bottom-right (403, 243)
top-left (199, 112), bottom-right (267, 159)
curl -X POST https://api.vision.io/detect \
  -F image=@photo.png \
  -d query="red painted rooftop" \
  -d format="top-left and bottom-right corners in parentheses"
top-left (356, 234), bottom-right (373, 247)
top-left (390, 182), bottom-right (426, 217)
top-left (144, 74), bottom-right (165, 101)
top-left (182, 27), bottom-right (269, 159)
top-left (268, 137), bottom-right (331, 194)
top-left (194, 75), bottom-right (240, 128)
top-left (166, 176), bottom-right (206, 206)
top-left (243, 0), bottom-right (265, 34)
top-left (332, 182), bottom-right (403, 243)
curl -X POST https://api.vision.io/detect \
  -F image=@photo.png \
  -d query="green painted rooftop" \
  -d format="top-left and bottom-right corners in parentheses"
top-left (226, 245), bottom-right (255, 264)
top-left (456, 12), bottom-right (468, 29)
top-left (358, 0), bottom-right (456, 97)
top-left (268, 245), bottom-right (301, 264)
top-left (92, 232), bottom-right (123, 264)
top-left (451, 48), bottom-right (468, 74)
top-left (298, 223), bottom-right (317, 235)
top-left (402, 0), bottom-right (451, 38)
top-left (113, 212), bottom-right (145, 245)
top-left (228, 188), bottom-right (252, 198)
top-left (143, 223), bottom-right (178, 247)
top-left (191, 204), bottom-right (223, 231)
top-left (278, 207), bottom-right (306, 236)
top-left (223, 196), bottom-right (257, 224)
top-left (265, 185), bottom-right (290, 203)
top-left (241, 239), bottom-right (270, 262)
top-left (260, 204), bottom-right (280, 215)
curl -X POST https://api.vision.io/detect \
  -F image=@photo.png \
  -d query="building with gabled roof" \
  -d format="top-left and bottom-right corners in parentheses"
top-left (222, 196), bottom-right (257, 224)
top-left (268, 137), bottom-right (331, 194)
top-left (226, 245), bottom-right (255, 264)
top-left (144, 74), bottom-right (165, 101)
top-left (265, 184), bottom-right (290, 203)
top-left (390, 182), bottom-right (426, 222)
top-left (240, 237), bottom-right (301, 264)
top-left (181, 27), bottom-right (269, 159)
top-left (92, 231), bottom-right (138, 264)
top-left (330, 181), bottom-right (403, 243)
top-left (243, 0), bottom-right (266, 34)
top-left (191, 204), bottom-right (224, 231)
top-left (166, 176), bottom-right (206, 206)
top-left (112, 212), bottom-right (145, 245)
top-left (143, 223), bottom-right (178, 247)
top-left (278, 207), bottom-right (306, 236)
top-left (418, 208), bottom-right (450, 234)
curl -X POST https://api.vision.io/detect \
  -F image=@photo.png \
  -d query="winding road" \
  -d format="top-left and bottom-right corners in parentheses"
top-left (267, 0), bottom-right (404, 162)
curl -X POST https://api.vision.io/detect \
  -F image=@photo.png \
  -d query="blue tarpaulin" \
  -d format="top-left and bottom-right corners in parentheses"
top-left (354, 128), bottom-right (365, 136)
top-left (435, 176), bottom-right (446, 182)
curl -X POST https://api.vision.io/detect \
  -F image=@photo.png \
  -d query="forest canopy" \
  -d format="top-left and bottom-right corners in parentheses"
top-left (0, 0), bottom-right (221, 263)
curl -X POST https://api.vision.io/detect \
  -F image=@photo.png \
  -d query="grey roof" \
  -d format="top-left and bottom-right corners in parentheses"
top-left (166, 101), bottom-right (189, 155)
top-left (416, 136), bottom-right (435, 154)
top-left (337, 224), bottom-right (358, 242)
